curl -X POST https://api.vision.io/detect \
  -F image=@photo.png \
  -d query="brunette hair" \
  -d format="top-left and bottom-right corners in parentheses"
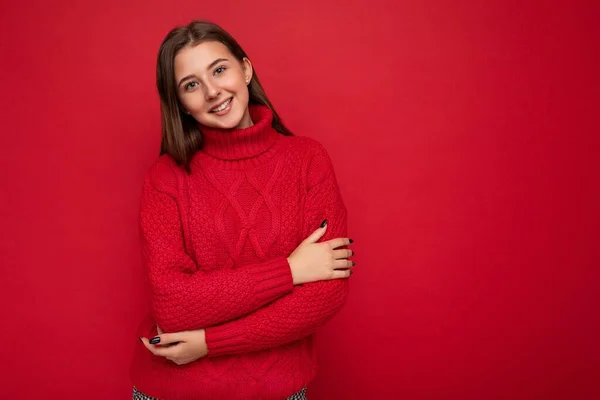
top-left (156, 20), bottom-right (293, 172)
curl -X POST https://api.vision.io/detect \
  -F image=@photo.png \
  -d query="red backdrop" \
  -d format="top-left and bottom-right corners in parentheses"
top-left (1, 0), bottom-right (598, 399)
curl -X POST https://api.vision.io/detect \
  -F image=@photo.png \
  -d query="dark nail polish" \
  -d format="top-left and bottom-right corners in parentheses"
top-left (349, 270), bottom-right (353, 275)
top-left (352, 261), bottom-right (356, 267)
top-left (349, 238), bottom-right (354, 243)
top-left (150, 336), bottom-right (161, 344)
top-left (320, 219), bottom-right (328, 228)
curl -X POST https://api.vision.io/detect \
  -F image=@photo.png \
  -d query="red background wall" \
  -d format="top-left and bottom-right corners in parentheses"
top-left (1, 0), bottom-right (598, 398)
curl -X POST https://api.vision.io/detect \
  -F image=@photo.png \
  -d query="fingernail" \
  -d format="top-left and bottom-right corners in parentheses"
top-left (349, 270), bottom-right (353, 275)
top-left (138, 337), bottom-right (143, 343)
top-left (150, 336), bottom-right (161, 344)
top-left (320, 219), bottom-right (328, 228)
top-left (352, 261), bottom-right (356, 267)
top-left (349, 238), bottom-right (354, 243)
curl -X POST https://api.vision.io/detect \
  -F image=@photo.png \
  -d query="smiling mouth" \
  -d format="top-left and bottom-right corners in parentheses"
top-left (210, 97), bottom-right (233, 113)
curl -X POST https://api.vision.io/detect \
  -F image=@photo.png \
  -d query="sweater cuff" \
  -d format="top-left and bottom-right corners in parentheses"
top-left (205, 321), bottom-right (250, 357)
top-left (248, 256), bottom-right (294, 306)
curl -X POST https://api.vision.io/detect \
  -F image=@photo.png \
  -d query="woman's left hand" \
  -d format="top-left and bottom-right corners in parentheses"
top-left (140, 326), bottom-right (208, 365)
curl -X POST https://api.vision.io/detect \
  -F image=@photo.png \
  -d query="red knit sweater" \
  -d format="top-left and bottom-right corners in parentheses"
top-left (129, 105), bottom-right (349, 400)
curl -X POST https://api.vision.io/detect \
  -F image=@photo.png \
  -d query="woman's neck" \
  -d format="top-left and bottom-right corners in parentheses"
top-left (198, 104), bottom-right (279, 162)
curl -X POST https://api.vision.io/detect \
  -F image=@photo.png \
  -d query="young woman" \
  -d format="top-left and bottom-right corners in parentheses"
top-left (129, 20), bottom-right (354, 400)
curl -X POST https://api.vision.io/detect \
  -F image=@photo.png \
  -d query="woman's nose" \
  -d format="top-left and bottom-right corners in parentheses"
top-left (204, 81), bottom-right (220, 100)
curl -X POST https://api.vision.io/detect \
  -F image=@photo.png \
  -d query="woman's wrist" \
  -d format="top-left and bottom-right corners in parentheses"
top-left (198, 329), bottom-right (209, 357)
top-left (287, 256), bottom-right (299, 285)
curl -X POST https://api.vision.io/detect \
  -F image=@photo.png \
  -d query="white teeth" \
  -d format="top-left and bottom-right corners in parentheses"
top-left (212, 98), bottom-right (231, 112)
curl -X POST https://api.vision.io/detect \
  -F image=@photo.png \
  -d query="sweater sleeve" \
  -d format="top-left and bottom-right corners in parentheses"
top-left (204, 143), bottom-right (350, 356)
top-left (140, 158), bottom-right (294, 333)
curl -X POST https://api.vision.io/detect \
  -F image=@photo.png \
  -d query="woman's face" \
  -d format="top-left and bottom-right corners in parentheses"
top-left (174, 41), bottom-right (253, 130)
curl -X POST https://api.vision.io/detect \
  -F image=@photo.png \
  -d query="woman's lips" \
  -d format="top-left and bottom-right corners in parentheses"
top-left (210, 97), bottom-right (233, 115)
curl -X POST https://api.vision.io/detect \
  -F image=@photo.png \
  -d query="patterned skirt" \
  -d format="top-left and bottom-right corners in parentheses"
top-left (132, 386), bottom-right (308, 400)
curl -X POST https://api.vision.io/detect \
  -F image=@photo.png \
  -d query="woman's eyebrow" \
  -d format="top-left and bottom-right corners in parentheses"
top-left (177, 58), bottom-right (230, 87)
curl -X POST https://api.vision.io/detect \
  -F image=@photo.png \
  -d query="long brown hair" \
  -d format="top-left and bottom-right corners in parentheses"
top-left (156, 20), bottom-right (294, 173)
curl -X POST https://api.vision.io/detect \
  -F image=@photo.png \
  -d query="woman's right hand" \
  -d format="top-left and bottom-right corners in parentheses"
top-left (287, 220), bottom-right (354, 285)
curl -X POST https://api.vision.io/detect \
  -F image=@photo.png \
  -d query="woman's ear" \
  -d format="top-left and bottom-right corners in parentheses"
top-left (242, 57), bottom-right (253, 84)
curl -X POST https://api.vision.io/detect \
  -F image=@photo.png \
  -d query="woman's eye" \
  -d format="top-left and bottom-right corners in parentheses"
top-left (185, 82), bottom-right (198, 91)
top-left (215, 66), bottom-right (226, 75)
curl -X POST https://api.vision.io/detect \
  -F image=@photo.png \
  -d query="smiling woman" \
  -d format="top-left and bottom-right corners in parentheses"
top-left (129, 20), bottom-right (354, 400)
top-left (175, 43), bottom-right (254, 130)
top-left (153, 20), bottom-right (295, 174)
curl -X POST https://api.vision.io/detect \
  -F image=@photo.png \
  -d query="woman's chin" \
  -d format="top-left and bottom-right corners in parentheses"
top-left (198, 116), bottom-right (236, 130)
top-left (205, 111), bottom-right (247, 130)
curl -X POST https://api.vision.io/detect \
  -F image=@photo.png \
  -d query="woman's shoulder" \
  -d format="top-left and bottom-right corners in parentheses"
top-left (143, 154), bottom-right (181, 195)
top-left (281, 134), bottom-right (330, 158)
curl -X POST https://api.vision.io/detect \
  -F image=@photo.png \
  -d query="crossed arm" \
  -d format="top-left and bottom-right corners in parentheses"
top-left (140, 144), bottom-right (350, 356)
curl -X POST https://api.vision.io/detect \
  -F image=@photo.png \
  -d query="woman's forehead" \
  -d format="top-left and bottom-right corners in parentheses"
top-left (175, 41), bottom-right (232, 71)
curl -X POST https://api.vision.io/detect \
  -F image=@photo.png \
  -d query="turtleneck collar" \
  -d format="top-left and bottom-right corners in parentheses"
top-left (199, 104), bottom-right (279, 161)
